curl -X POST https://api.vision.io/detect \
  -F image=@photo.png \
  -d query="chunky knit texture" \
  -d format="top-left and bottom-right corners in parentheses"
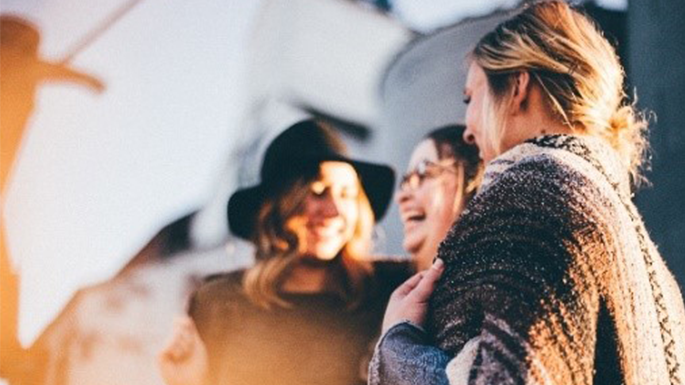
top-left (429, 135), bottom-right (685, 385)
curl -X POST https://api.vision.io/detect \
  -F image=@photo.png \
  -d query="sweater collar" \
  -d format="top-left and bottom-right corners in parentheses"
top-left (481, 134), bottom-right (632, 199)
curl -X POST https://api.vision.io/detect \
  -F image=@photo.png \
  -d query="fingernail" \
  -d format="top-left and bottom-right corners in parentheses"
top-left (432, 258), bottom-right (444, 270)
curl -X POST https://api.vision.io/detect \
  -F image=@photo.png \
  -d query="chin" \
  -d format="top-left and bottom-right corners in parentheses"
top-left (311, 245), bottom-right (344, 261)
top-left (402, 239), bottom-right (422, 257)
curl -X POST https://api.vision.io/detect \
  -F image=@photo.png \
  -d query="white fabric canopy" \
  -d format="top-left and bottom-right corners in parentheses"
top-left (1, 0), bottom-right (263, 346)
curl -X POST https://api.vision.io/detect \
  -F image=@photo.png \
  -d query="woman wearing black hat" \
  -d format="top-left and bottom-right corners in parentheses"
top-left (158, 120), bottom-right (410, 385)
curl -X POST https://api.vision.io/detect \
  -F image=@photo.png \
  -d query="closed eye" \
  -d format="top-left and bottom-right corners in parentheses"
top-left (339, 188), bottom-right (359, 200)
top-left (310, 181), bottom-right (326, 197)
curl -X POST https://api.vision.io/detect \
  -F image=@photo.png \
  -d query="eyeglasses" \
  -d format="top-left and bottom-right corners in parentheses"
top-left (399, 159), bottom-right (457, 192)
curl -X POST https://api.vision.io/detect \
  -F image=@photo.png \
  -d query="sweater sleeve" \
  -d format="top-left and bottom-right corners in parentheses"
top-left (368, 322), bottom-right (450, 385)
top-left (430, 157), bottom-right (602, 385)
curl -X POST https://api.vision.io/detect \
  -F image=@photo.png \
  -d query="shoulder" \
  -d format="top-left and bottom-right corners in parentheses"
top-left (470, 147), bottom-right (599, 224)
top-left (196, 270), bottom-right (244, 296)
top-left (202, 269), bottom-right (245, 288)
top-left (449, 150), bottom-right (596, 254)
top-left (188, 269), bottom-right (248, 316)
top-left (490, 149), bottom-right (582, 191)
top-left (479, 136), bottom-right (619, 208)
top-left (440, 147), bottom-right (600, 278)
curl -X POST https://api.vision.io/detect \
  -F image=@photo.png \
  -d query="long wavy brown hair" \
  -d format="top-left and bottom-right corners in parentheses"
top-left (242, 170), bottom-right (375, 310)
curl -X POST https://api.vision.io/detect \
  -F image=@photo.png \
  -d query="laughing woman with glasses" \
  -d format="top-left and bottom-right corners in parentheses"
top-left (397, 125), bottom-right (482, 271)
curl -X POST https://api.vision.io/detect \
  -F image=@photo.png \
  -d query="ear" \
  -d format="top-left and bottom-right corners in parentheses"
top-left (510, 71), bottom-right (531, 114)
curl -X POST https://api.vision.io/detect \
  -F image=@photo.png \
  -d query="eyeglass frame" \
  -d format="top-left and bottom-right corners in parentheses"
top-left (398, 159), bottom-right (458, 192)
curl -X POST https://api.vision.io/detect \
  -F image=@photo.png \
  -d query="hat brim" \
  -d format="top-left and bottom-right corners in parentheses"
top-left (228, 155), bottom-right (395, 240)
top-left (227, 184), bottom-right (270, 240)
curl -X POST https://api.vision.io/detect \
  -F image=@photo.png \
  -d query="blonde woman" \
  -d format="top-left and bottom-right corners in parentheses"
top-left (159, 120), bottom-right (410, 385)
top-left (371, 2), bottom-right (685, 384)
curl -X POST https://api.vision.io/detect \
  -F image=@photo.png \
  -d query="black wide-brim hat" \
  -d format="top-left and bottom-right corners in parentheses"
top-left (228, 120), bottom-right (395, 240)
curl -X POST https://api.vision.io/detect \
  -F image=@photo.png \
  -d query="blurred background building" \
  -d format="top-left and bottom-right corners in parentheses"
top-left (0, 0), bottom-right (683, 384)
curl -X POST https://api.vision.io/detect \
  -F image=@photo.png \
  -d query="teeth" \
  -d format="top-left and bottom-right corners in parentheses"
top-left (400, 206), bottom-right (426, 222)
top-left (313, 226), bottom-right (341, 236)
top-left (404, 213), bottom-right (426, 222)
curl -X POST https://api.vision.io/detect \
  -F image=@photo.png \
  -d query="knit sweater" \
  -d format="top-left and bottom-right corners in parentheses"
top-left (426, 135), bottom-right (685, 384)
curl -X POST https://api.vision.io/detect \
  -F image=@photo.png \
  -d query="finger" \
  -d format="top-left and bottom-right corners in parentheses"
top-left (176, 315), bottom-right (195, 331)
top-left (393, 271), bottom-right (425, 297)
top-left (161, 335), bottom-right (186, 363)
top-left (159, 341), bottom-right (182, 365)
top-left (161, 316), bottom-right (196, 362)
top-left (408, 258), bottom-right (445, 302)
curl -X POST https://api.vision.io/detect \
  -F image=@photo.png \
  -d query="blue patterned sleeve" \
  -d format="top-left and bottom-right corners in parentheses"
top-left (368, 321), bottom-right (450, 385)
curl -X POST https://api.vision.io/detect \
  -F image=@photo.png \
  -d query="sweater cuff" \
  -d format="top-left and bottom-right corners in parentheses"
top-left (379, 320), bottom-right (428, 346)
top-left (368, 321), bottom-right (449, 385)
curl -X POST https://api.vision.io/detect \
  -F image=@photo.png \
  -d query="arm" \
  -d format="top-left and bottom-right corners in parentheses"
top-left (430, 159), bottom-right (602, 384)
top-left (368, 260), bottom-right (451, 385)
top-left (369, 322), bottom-right (450, 385)
top-left (157, 316), bottom-right (208, 385)
top-left (157, 274), bottom-right (236, 385)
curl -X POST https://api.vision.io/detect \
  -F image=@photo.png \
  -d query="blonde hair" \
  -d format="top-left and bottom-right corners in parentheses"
top-left (472, 0), bottom-right (648, 184)
top-left (242, 173), bottom-right (375, 310)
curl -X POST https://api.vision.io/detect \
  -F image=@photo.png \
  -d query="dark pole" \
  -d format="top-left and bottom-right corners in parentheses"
top-left (59, 0), bottom-right (144, 64)
top-left (630, 0), bottom-right (685, 291)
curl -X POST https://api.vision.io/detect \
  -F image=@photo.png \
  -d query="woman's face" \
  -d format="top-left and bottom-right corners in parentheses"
top-left (397, 140), bottom-right (463, 268)
top-left (301, 161), bottom-right (360, 260)
top-left (463, 62), bottom-right (498, 164)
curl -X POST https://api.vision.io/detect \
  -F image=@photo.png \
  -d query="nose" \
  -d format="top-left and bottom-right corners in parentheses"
top-left (463, 128), bottom-right (476, 145)
top-left (396, 185), bottom-right (412, 205)
top-left (320, 193), bottom-right (340, 218)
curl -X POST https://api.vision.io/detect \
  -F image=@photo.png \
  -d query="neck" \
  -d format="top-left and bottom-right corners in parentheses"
top-left (413, 244), bottom-right (437, 271)
top-left (281, 259), bottom-right (341, 294)
top-left (504, 115), bottom-right (573, 154)
top-left (503, 83), bottom-right (576, 151)
top-left (535, 120), bottom-right (574, 137)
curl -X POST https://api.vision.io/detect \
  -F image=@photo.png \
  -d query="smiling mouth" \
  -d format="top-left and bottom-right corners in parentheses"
top-left (310, 226), bottom-right (343, 238)
top-left (408, 214), bottom-right (425, 222)
top-left (403, 213), bottom-right (426, 228)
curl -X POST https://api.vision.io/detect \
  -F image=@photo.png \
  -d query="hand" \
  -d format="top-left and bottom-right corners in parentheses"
top-left (157, 316), bottom-right (208, 385)
top-left (382, 258), bottom-right (445, 333)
